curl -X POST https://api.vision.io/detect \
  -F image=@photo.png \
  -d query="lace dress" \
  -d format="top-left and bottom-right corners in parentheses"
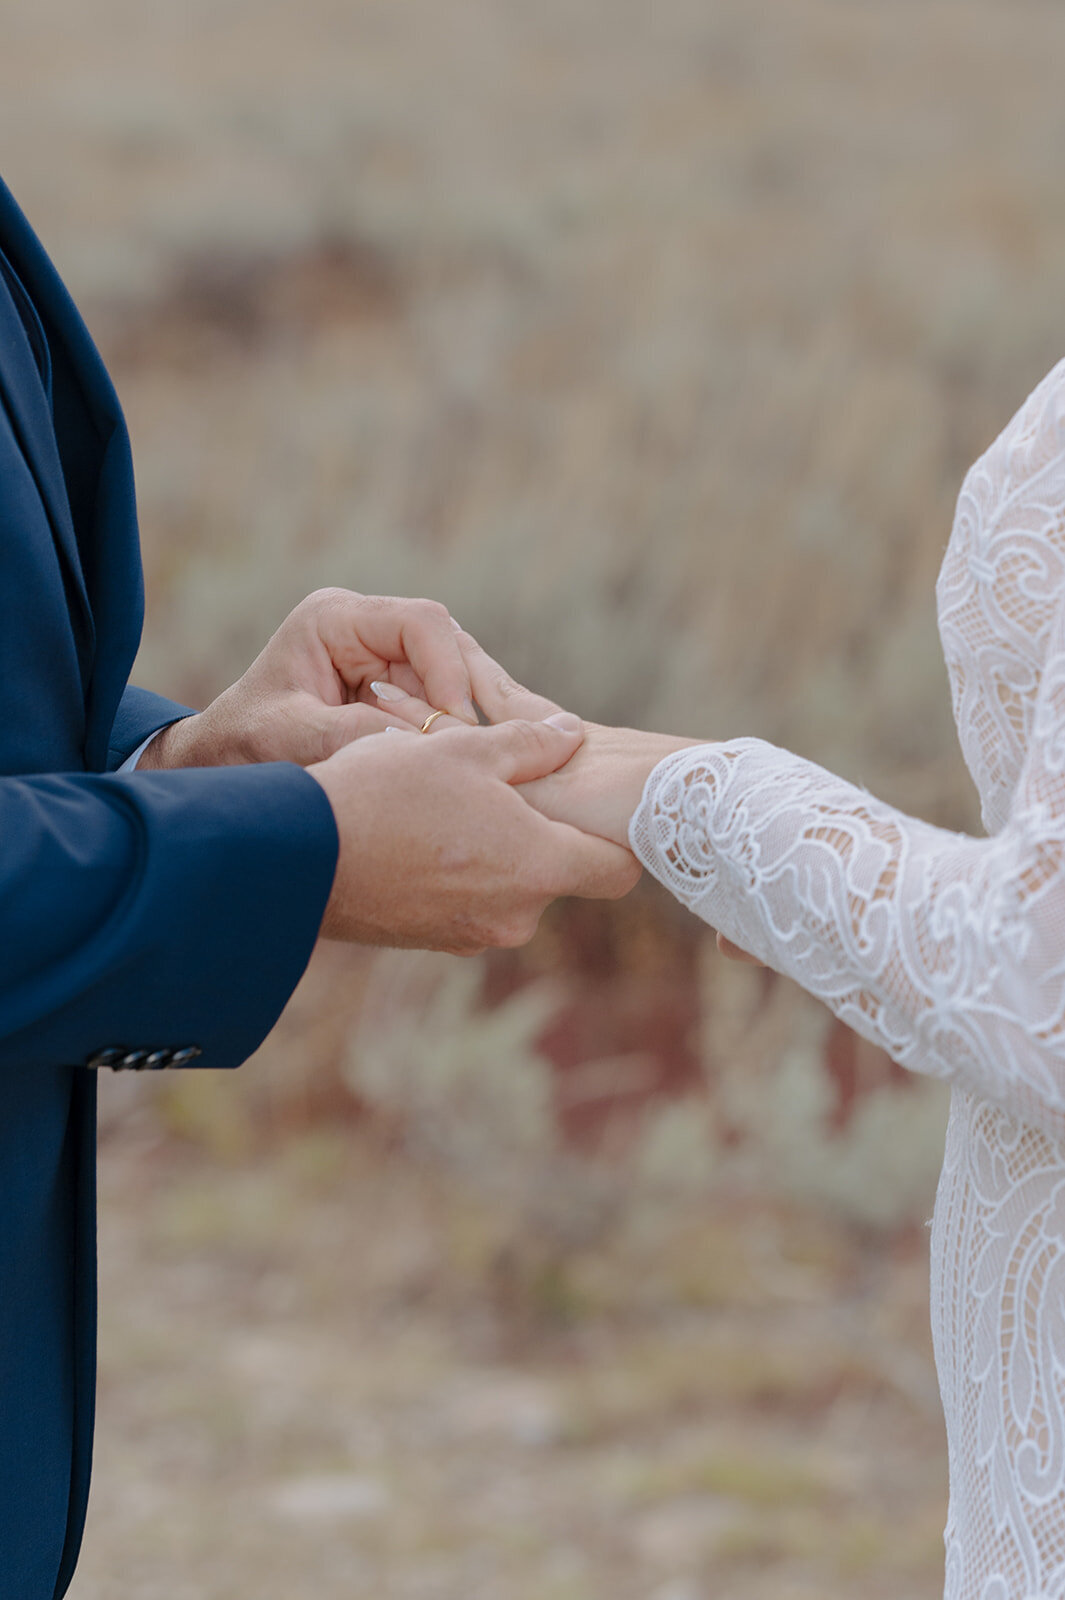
top-left (629, 359), bottom-right (1065, 1600)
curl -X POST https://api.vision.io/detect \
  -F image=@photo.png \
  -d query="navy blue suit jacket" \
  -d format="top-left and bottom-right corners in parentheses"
top-left (0, 177), bottom-right (339, 1598)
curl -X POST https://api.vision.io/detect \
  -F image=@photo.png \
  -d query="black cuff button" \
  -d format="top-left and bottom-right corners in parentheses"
top-left (86, 1047), bottom-right (126, 1070)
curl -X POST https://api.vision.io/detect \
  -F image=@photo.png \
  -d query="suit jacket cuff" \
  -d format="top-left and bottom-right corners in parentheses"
top-left (0, 760), bottom-right (339, 1074)
top-left (105, 685), bottom-right (196, 772)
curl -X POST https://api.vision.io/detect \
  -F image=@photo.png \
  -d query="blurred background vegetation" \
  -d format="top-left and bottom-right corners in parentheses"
top-left (7, 0), bottom-right (1065, 1595)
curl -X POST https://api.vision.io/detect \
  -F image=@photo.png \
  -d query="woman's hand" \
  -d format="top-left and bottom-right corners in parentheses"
top-left (367, 662), bottom-right (696, 848)
top-left (519, 722), bottom-right (699, 846)
top-left (371, 642), bottom-right (765, 964)
top-left (524, 726), bottom-right (765, 965)
top-left (381, 628), bottom-right (701, 844)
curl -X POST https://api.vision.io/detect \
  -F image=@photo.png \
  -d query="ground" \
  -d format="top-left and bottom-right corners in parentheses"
top-left (71, 1108), bottom-right (948, 1600)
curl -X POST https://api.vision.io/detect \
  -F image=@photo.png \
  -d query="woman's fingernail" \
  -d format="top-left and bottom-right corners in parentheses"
top-left (384, 725), bottom-right (408, 736)
top-left (371, 680), bottom-right (407, 703)
top-left (461, 698), bottom-right (478, 724)
top-left (543, 712), bottom-right (582, 734)
top-left (450, 616), bottom-right (463, 632)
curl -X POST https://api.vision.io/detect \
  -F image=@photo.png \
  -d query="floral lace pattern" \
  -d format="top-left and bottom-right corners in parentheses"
top-left (629, 358), bottom-right (1065, 1599)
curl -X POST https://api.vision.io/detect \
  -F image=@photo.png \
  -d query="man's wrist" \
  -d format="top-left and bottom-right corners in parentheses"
top-left (134, 714), bottom-right (203, 771)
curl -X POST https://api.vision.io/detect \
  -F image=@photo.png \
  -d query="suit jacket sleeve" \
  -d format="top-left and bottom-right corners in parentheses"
top-left (105, 684), bottom-right (196, 771)
top-left (0, 760), bottom-right (338, 1073)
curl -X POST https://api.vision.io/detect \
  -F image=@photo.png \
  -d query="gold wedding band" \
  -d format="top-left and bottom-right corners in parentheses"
top-left (419, 710), bottom-right (448, 734)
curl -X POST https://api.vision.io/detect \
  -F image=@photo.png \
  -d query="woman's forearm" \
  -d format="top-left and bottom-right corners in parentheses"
top-left (631, 736), bottom-right (1065, 1138)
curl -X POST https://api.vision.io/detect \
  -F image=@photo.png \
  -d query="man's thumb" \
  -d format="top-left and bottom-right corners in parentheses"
top-left (483, 712), bottom-right (584, 785)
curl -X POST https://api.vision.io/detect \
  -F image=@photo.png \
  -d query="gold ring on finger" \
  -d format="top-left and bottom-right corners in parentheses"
top-left (420, 710), bottom-right (448, 734)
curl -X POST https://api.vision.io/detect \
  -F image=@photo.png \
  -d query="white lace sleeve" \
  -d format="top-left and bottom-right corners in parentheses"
top-left (628, 593), bottom-right (1065, 1140)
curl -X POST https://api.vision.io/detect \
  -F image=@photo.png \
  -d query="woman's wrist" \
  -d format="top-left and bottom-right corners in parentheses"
top-left (620, 731), bottom-right (708, 832)
top-left (519, 725), bottom-right (708, 846)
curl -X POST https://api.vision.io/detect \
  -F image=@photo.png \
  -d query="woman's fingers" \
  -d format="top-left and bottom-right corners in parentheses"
top-left (370, 680), bottom-right (466, 734)
top-left (716, 932), bottom-right (765, 966)
top-left (366, 660), bottom-right (427, 702)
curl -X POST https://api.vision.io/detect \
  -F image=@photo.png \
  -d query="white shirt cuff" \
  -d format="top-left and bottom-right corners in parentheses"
top-left (117, 727), bottom-right (166, 773)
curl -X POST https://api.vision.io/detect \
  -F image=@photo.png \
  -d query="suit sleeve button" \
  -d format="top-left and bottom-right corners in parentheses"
top-left (169, 1046), bottom-right (203, 1068)
top-left (118, 1049), bottom-right (150, 1071)
top-left (143, 1050), bottom-right (174, 1071)
top-left (86, 1047), bottom-right (126, 1070)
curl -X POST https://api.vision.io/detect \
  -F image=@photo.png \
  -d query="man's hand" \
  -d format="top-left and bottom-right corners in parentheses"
top-left (366, 680), bottom-right (697, 850)
top-left (308, 715), bottom-right (641, 953)
top-left (138, 589), bottom-right (477, 770)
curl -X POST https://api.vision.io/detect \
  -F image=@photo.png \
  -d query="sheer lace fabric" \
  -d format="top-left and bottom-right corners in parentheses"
top-left (629, 359), bottom-right (1065, 1600)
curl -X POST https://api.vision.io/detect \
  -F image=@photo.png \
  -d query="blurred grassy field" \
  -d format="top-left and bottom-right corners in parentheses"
top-left (76, 1125), bottom-right (946, 1600)
top-left (6, 0), bottom-right (1065, 1594)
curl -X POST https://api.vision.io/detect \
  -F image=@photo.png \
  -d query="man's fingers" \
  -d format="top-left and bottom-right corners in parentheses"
top-left (322, 702), bottom-right (413, 754)
top-left (366, 687), bottom-right (585, 787)
top-left (454, 632), bottom-right (562, 723)
top-left (538, 817), bottom-right (642, 901)
top-left (469, 714), bottom-right (585, 785)
top-left (398, 607), bottom-right (479, 726)
top-left (312, 591), bottom-right (477, 725)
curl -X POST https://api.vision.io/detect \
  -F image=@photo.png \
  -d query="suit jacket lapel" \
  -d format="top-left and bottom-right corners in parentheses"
top-left (0, 261), bottom-right (95, 662)
top-left (0, 176), bottom-right (149, 763)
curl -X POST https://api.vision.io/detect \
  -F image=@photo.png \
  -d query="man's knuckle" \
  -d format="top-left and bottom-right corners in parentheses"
top-left (494, 671), bottom-right (521, 700)
top-left (305, 585), bottom-right (353, 611)
top-left (450, 912), bottom-right (495, 951)
top-left (490, 905), bottom-right (543, 948)
top-left (520, 856), bottom-right (554, 900)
